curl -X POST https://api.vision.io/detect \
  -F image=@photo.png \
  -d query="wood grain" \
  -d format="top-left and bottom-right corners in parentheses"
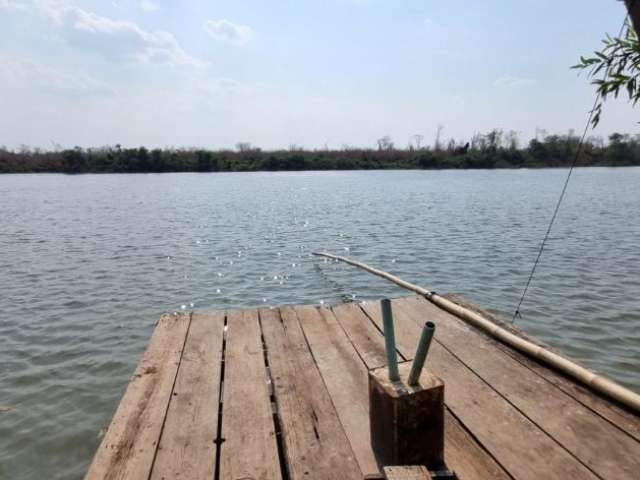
top-left (360, 300), bottom-right (599, 480)
top-left (293, 304), bottom-right (379, 477)
top-left (219, 309), bottom-right (282, 480)
top-left (85, 313), bottom-right (191, 480)
top-left (150, 312), bottom-right (225, 480)
top-left (86, 300), bottom-right (639, 480)
top-left (383, 465), bottom-right (430, 479)
top-left (444, 293), bottom-right (640, 442)
top-left (334, 302), bottom-right (510, 480)
top-left (398, 296), bottom-right (640, 480)
top-left (261, 307), bottom-right (362, 479)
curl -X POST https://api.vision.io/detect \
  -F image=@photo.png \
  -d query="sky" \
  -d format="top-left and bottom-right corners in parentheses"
top-left (0, 0), bottom-right (637, 150)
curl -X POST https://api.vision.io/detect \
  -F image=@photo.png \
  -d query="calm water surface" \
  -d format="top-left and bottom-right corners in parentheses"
top-left (1, 169), bottom-right (639, 479)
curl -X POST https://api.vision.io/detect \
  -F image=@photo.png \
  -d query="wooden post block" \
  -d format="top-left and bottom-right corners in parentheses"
top-left (369, 361), bottom-right (445, 470)
top-left (383, 465), bottom-right (431, 479)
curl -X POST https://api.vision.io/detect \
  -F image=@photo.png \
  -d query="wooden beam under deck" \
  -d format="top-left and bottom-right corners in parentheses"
top-left (85, 296), bottom-right (640, 480)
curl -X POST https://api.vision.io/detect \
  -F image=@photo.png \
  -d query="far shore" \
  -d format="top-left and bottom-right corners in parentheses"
top-left (2, 132), bottom-right (639, 174)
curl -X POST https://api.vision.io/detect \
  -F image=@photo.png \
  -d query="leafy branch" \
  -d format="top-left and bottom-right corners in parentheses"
top-left (573, 19), bottom-right (640, 127)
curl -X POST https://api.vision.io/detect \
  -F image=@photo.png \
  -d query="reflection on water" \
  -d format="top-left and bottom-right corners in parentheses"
top-left (0, 168), bottom-right (639, 479)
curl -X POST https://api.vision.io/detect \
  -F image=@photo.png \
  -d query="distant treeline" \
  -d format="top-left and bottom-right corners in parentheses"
top-left (2, 130), bottom-right (640, 174)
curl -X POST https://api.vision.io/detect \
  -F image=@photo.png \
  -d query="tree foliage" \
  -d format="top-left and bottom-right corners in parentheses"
top-left (2, 130), bottom-right (640, 174)
top-left (574, 18), bottom-right (640, 127)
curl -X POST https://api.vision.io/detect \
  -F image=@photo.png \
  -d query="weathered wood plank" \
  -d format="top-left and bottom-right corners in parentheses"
top-left (293, 304), bottom-right (379, 477)
top-left (219, 309), bottom-right (282, 480)
top-left (444, 293), bottom-right (640, 442)
top-left (383, 465), bottom-right (430, 479)
top-left (88, 299), bottom-right (639, 480)
top-left (150, 312), bottom-right (225, 480)
top-left (260, 307), bottom-right (362, 479)
top-left (442, 412), bottom-right (510, 480)
top-left (329, 302), bottom-right (389, 368)
top-left (399, 296), bottom-right (640, 480)
top-left (360, 300), bottom-right (599, 480)
top-left (85, 313), bottom-right (191, 480)
top-left (333, 302), bottom-right (511, 480)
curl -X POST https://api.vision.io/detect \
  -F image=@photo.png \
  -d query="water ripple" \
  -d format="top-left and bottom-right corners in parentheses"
top-left (0, 168), bottom-right (639, 478)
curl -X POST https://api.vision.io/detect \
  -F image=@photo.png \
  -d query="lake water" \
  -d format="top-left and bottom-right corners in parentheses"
top-left (1, 168), bottom-right (639, 479)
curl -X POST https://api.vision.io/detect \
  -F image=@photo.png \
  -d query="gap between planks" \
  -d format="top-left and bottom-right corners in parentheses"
top-left (357, 300), bottom-right (603, 480)
top-left (399, 296), bottom-right (640, 480)
top-left (442, 293), bottom-right (640, 442)
top-left (85, 313), bottom-right (193, 480)
top-left (218, 309), bottom-right (283, 480)
top-left (149, 312), bottom-right (224, 480)
top-left (260, 307), bottom-right (363, 479)
top-left (329, 302), bottom-right (513, 480)
top-left (86, 298), bottom-right (640, 480)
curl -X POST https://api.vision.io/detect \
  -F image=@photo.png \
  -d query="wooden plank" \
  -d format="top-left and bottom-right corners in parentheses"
top-left (260, 307), bottom-right (362, 479)
top-left (444, 293), bottom-right (640, 442)
top-left (333, 303), bottom-right (511, 480)
top-left (442, 413), bottom-right (510, 480)
top-left (399, 296), bottom-right (640, 480)
top-left (85, 313), bottom-right (191, 480)
top-left (383, 465), bottom-right (430, 479)
top-left (360, 300), bottom-right (599, 480)
top-left (150, 312), bottom-right (225, 480)
top-left (330, 302), bottom-right (389, 368)
top-left (293, 304), bottom-right (380, 477)
top-left (219, 309), bottom-right (282, 480)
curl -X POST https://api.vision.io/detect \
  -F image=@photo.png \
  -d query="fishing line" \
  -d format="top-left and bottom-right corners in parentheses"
top-left (311, 256), bottom-right (359, 302)
top-left (512, 14), bottom-right (629, 323)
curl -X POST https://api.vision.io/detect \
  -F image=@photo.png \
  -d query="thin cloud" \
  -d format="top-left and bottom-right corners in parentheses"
top-left (204, 19), bottom-right (253, 46)
top-left (70, 9), bottom-right (205, 67)
top-left (139, 0), bottom-right (158, 12)
top-left (0, 55), bottom-right (114, 95)
top-left (4, 1), bottom-right (204, 67)
top-left (494, 75), bottom-right (537, 88)
top-left (0, 0), bottom-right (29, 11)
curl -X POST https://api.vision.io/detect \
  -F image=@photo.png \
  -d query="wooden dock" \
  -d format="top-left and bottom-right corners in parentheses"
top-left (85, 295), bottom-right (640, 479)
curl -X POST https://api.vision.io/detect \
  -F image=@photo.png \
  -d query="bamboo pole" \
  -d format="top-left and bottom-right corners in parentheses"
top-left (312, 251), bottom-right (640, 412)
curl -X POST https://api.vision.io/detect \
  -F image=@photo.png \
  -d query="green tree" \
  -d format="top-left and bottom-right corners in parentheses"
top-left (62, 147), bottom-right (86, 173)
top-left (196, 150), bottom-right (212, 171)
top-left (574, 2), bottom-right (640, 126)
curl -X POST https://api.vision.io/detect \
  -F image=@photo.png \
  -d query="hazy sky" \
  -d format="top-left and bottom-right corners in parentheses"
top-left (0, 0), bottom-right (636, 150)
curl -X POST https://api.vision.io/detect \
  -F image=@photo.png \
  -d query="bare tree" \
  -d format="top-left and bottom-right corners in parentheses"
top-left (236, 142), bottom-right (252, 152)
top-left (505, 130), bottom-right (519, 151)
top-left (587, 135), bottom-right (604, 148)
top-left (486, 129), bottom-right (503, 150)
top-left (412, 134), bottom-right (424, 150)
top-left (434, 125), bottom-right (444, 152)
top-left (446, 139), bottom-right (456, 153)
top-left (470, 132), bottom-right (482, 150)
top-left (535, 127), bottom-right (548, 142)
top-left (377, 136), bottom-right (394, 151)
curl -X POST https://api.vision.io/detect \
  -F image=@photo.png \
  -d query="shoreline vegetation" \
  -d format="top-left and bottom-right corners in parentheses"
top-left (2, 131), bottom-right (640, 174)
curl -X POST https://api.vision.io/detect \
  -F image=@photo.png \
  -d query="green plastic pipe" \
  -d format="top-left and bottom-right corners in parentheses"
top-left (312, 251), bottom-right (640, 412)
top-left (408, 321), bottom-right (436, 385)
top-left (381, 299), bottom-right (400, 382)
